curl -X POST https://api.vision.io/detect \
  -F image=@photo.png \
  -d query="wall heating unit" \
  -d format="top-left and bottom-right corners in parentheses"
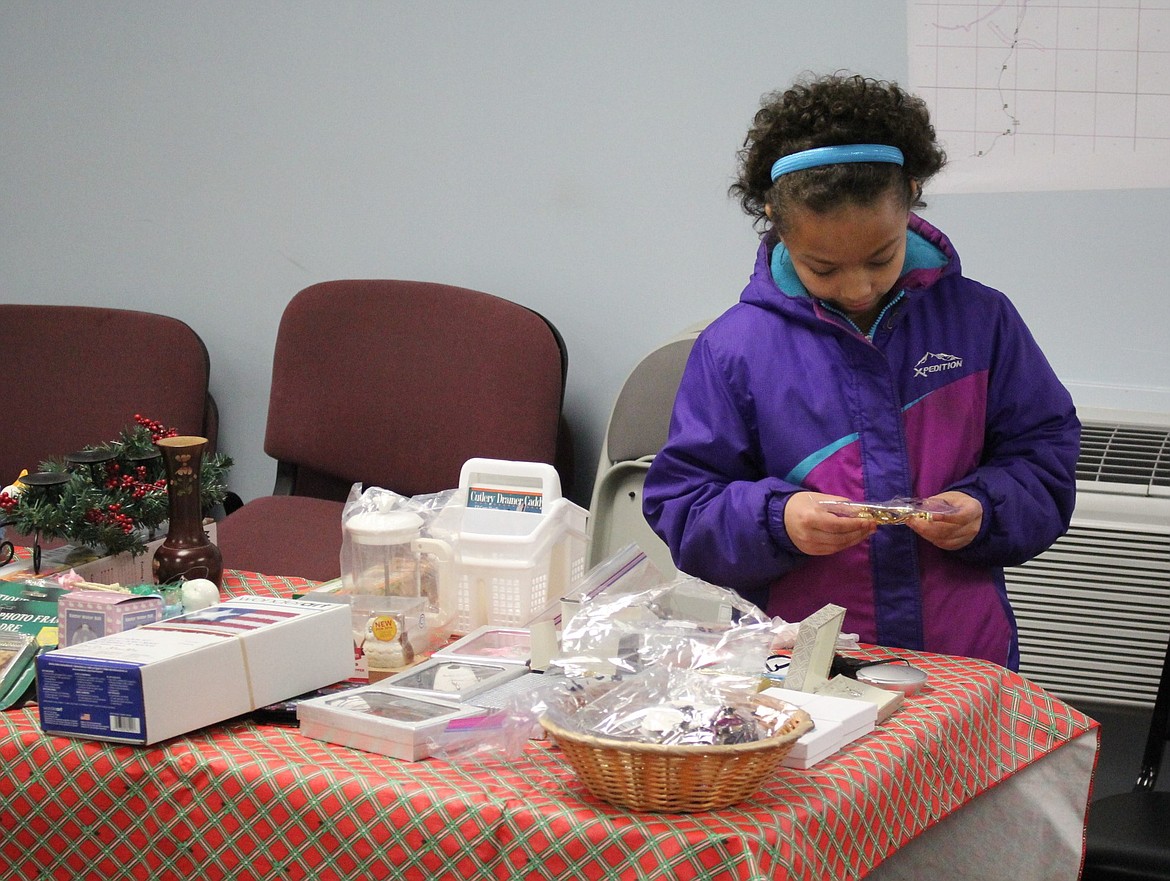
top-left (1004, 407), bottom-right (1170, 707)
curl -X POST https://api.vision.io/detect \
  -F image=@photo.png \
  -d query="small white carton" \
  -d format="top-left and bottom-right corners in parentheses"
top-left (36, 596), bottom-right (353, 745)
top-left (761, 686), bottom-right (878, 769)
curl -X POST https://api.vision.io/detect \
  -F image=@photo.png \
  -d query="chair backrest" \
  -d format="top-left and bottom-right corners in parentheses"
top-left (1136, 631), bottom-right (1170, 790)
top-left (0, 304), bottom-right (216, 485)
top-left (587, 321), bottom-right (708, 571)
top-left (263, 280), bottom-right (568, 501)
top-left (602, 329), bottom-right (706, 468)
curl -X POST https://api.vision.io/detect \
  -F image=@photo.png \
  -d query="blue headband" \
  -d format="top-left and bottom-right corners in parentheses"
top-left (770, 144), bottom-right (905, 182)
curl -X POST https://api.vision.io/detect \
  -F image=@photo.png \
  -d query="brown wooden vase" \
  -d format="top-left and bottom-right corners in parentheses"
top-left (152, 435), bottom-right (223, 588)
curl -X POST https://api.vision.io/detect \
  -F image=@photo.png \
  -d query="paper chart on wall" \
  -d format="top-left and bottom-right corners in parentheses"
top-left (908, 0), bottom-right (1170, 193)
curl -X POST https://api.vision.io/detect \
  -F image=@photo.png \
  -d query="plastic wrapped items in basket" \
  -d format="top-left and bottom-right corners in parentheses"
top-left (541, 706), bottom-right (811, 812)
top-left (540, 670), bottom-right (813, 813)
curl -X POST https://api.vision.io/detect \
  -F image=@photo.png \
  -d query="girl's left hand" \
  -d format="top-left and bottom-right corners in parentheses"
top-left (906, 491), bottom-right (982, 550)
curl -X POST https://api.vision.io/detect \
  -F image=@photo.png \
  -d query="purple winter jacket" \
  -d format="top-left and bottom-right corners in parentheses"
top-left (642, 215), bottom-right (1079, 668)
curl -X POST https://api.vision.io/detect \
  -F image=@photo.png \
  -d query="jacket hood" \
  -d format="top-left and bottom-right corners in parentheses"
top-left (740, 213), bottom-right (961, 317)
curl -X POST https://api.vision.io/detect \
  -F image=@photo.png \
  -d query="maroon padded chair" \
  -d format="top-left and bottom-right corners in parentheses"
top-left (214, 280), bottom-right (570, 582)
top-left (0, 303), bottom-right (217, 485)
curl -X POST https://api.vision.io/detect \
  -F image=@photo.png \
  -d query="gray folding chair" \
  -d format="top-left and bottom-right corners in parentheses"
top-left (586, 321), bottom-right (709, 575)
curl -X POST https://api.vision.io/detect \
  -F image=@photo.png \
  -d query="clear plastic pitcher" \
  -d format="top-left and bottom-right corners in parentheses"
top-left (342, 510), bottom-right (453, 614)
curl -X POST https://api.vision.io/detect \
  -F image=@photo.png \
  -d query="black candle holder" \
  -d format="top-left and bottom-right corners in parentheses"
top-left (0, 522), bottom-right (14, 568)
top-left (11, 471), bottom-right (70, 574)
top-left (65, 448), bottom-right (117, 487)
top-left (17, 472), bottom-right (71, 489)
top-left (125, 448), bottom-right (164, 483)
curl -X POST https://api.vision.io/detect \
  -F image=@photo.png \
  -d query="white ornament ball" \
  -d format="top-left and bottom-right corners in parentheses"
top-left (181, 578), bottom-right (221, 612)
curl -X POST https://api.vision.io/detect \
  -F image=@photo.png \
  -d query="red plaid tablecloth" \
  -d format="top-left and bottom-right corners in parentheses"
top-left (0, 569), bottom-right (1098, 881)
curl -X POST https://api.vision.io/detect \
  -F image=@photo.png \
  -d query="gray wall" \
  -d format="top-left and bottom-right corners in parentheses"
top-left (4, 2), bottom-right (1168, 506)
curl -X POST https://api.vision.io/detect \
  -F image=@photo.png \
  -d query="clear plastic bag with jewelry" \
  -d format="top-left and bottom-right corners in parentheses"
top-left (818, 496), bottom-right (958, 524)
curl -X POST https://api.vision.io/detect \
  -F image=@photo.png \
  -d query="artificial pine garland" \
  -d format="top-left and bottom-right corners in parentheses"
top-left (0, 415), bottom-right (233, 558)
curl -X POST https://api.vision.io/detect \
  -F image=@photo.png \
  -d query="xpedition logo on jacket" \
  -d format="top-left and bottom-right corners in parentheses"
top-left (913, 352), bottom-right (964, 378)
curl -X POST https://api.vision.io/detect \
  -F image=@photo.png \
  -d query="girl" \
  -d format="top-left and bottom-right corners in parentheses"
top-left (642, 73), bottom-right (1079, 668)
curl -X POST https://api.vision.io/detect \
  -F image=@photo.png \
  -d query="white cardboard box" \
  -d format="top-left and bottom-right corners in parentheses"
top-left (762, 686), bottom-right (878, 769)
top-left (37, 595), bottom-right (353, 745)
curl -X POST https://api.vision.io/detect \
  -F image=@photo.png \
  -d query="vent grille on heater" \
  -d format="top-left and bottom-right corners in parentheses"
top-left (1076, 422), bottom-right (1170, 495)
top-left (1005, 415), bottom-right (1170, 707)
top-left (1007, 522), bottom-right (1170, 705)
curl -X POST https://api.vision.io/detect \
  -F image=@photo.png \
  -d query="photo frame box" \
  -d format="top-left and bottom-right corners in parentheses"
top-left (433, 625), bottom-right (531, 665)
top-left (379, 656), bottom-right (527, 701)
top-left (467, 670), bottom-right (549, 710)
top-left (36, 596), bottom-right (353, 746)
top-left (0, 581), bottom-right (64, 647)
top-left (0, 632), bottom-right (39, 711)
top-left (785, 603), bottom-right (846, 693)
top-left (296, 682), bottom-right (477, 761)
top-left (58, 590), bottom-right (163, 648)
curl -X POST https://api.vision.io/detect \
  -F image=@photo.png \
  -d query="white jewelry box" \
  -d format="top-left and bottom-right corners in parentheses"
top-left (761, 686), bottom-right (878, 769)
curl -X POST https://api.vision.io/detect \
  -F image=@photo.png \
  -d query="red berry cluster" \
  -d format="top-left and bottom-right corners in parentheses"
top-left (103, 461), bottom-right (167, 499)
top-left (85, 503), bottom-right (136, 534)
top-left (0, 492), bottom-right (16, 513)
top-left (134, 414), bottom-right (179, 444)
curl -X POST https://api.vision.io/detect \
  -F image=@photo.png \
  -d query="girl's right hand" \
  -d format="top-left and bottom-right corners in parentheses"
top-left (784, 492), bottom-right (878, 556)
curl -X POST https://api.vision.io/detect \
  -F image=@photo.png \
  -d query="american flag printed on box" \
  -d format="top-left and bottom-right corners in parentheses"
top-left (145, 605), bottom-right (301, 638)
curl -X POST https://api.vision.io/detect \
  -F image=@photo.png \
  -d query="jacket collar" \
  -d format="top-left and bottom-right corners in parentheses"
top-left (765, 212), bottom-right (953, 302)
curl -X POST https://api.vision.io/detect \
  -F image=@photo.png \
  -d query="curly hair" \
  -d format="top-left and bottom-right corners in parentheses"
top-left (730, 73), bottom-right (946, 235)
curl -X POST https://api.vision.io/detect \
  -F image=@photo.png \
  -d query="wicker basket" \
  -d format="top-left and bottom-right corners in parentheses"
top-left (541, 708), bottom-right (813, 813)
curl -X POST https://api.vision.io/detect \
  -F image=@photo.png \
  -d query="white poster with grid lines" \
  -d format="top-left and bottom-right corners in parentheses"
top-left (908, 0), bottom-right (1170, 192)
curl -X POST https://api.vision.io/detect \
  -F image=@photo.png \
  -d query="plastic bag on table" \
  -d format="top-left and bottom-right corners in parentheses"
top-left (422, 672), bottom-right (574, 763)
top-left (552, 574), bottom-right (775, 687)
top-left (411, 488), bottom-right (461, 536)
